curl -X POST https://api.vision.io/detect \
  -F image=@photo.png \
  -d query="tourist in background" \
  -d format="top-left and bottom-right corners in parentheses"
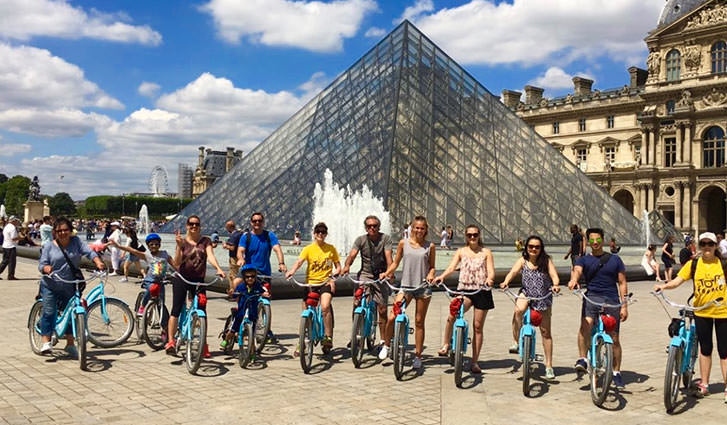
top-left (121, 227), bottom-right (145, 283)
top-left (434, 224), bottom-right (494, 374)
top-left (381, 216), bottom-right (435, 369)
top-left (107, 221), bottom-right (123, 276)
top-left (440, 227), bottom-right (448, 249)
top-left (718, 231), bottom-right (727, 257)
top-left (39, 216), bottom-right (53, 249)
top-left (222, 220), bottom-right (242, 291)
top-left (446, 225), bottom-right (453, 249)
top-left (292, 230), bottom-right (301, 246)
top-left (501, 235), bottom-right (560, 380)
top-left (679, 237), bottom-right (696, 265)
top-left (661, 235), bottom-right (675, 281)
top-left (641, 244), bottom-right (661, 280)
top-left (0, 216), bottom-right (21, 279)
top-left (564, 224), bottom-right (585, 270)
top-left (609, 237), bottom-right (621, 253)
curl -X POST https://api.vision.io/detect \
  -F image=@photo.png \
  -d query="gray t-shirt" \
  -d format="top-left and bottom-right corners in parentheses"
top-left (353, 233), bottom-right (392, 277)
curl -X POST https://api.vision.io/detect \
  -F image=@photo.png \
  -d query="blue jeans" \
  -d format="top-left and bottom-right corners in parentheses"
top-left (40, 278), bottom-right (76, 336)
top-left (231, 297), bottom-right (259, 333)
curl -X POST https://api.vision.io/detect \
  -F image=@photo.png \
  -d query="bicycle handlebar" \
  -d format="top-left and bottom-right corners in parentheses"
top-left (442, 285), bottom-right (490, 297)
top-left (501, 288), bottom-right (560, 303)
top-left (46, 270), bottom-right (106, 284)
top-left (172, 272), bottom-right (222, 286)
top-left (287, 276), bottom-right (338, 287)
top-left (384, 280), bottom-right (431, 293)
top-left (650, 291), bottom-right (724, 312)
top-left (572, 289), bottom-right (633, 308)
top-left (345, 274), bottom-right (390, 286)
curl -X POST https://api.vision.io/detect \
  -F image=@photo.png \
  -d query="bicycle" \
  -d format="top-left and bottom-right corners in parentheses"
top-left (84, 275), bottom-right (135, 348)
top-left (442, 285), bottom-right (490, 388)
top-left (652, 290), bottom-right (724, 412)
top-left (28, 271), bottom-right (104, 370)
top-left (347, 275), bottom-right (387, 368)
top-left (502, 288), bottom-right (559, 396)
top-left (138, 279), bottom-right (171, 351)
top-left (230, 288), bottom-right (268, 368)
top-left (573, 289), bottom-right (634, 406)
top-left (171, 272), bottom-right (221, 375)
top-left (385, 280), bottom-right (431, 381)
top-left (254, 274), bottom-right (274, 353)
top-left (289, 276), bottom-right (336, 374)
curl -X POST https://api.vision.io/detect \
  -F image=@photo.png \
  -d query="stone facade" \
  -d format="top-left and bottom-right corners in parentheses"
top-left (505, 0), bottom-right (727, 235)
top-left (192, 146), bottom-right (243, 198)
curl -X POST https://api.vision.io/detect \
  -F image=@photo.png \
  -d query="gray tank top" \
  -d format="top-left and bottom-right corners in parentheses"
top-left (401, 238), bottom-right (430, 288)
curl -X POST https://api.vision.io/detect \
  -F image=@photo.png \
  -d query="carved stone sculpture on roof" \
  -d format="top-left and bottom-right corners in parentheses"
top-left (647, 51), bottom-right (661, 78)
top-left (565, 93), bottom-right (573, 103)
top-left (700, 87), bottom-right (727, 107)
top-left (676, 89), bottom-right (694, 107)
top-left (539, 98), bottom-right (548, 107)
top-left (682, 45), bottom-right (702, 72)
top-left (686, 4), bottom-right (727, 30)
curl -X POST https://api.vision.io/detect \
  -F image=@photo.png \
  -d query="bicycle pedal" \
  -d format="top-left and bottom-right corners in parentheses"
top-left (467, 338), bottom-right (472, 344)
top-left (408, 328), bottom-right (414, 335)
top-left (535, 354), bottom-right (544, 362)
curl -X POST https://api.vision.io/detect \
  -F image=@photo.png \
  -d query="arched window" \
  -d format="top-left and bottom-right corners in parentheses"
top-left (712, 41), bottom-right (727, 74)
top-left (666, 49), bottom-right (681, 81)
top-left (703, 126), bottom-right (725, 168)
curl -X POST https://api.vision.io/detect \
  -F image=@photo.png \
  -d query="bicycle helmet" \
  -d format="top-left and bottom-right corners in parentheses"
top-left (240, 264), bottom-right (258, 274)
top-left (145, 233), bottom-right (162, 244)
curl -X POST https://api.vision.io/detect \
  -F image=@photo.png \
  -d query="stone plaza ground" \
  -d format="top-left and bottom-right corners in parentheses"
top-left (1, 257), bottom-right (726, 425)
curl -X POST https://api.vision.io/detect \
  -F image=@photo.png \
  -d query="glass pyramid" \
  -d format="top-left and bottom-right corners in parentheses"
top-left (164, 21), bottom-right (645, 245)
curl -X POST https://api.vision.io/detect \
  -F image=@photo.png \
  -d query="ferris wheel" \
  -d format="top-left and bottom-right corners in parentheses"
top-left (148, 166), bottom-right (169, 197)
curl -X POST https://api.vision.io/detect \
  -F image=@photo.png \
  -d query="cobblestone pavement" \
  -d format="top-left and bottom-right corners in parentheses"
top-left (1, 258), bottom-right (726, 425)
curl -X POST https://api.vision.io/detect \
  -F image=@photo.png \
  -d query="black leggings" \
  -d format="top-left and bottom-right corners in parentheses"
top-left (694, 316), bottom-right (727, 359)
top-left (170, 276), bottom-right (206, 318)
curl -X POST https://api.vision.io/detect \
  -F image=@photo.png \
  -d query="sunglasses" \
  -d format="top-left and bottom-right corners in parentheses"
top-left (148, 242), bottom-right (161, 246)
top-left (465, 233), bottom-right (479, 238)
top-left (315, 230), bottom-right (327, 235)
top-left (187, 222), bottom-right (200, 227)
top-left (243, 275), bottom-right (257, 280)
top-left (699, 241), bottom-right (716, 247)
top-left (251, 219), bottom-right (263, 224)
top-left (527, 244), bottom-right (541, 250)
top-left (588, 237), bottom-right (603, 244)
top-left (56, 228), bottom-right (70, 233)
top-left (365, 224), bottom-right (379, 229)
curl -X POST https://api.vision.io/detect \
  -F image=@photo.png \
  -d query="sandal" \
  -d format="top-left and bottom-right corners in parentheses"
top-left (695, 382), bottom-right (709, 398)
top-left (437, 345), bottom-right (450, 357)
top-left (470, 363), bottom-right (482, 374)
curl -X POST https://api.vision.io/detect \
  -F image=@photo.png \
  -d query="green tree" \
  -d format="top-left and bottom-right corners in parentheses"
top-left (3, 175), bottom-right (30, 216)
top-left (0, 173), bottom-right (7, 184)
top-left (48, 192), bottom-right (76, 216)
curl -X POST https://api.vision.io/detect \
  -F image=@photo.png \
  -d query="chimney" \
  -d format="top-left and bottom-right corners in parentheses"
top-left (197, 146), bottom-right (205, 168)
top-left (628, 67), bottom-right (648, 88)
top-left (225, 147), bottom-right (234, 172)
top-left (523, 86), bottom-right (544, 105)
top-left (502, 90), bottom-right (522, 108)
top-left (572, 77), bottom-right (594, 96)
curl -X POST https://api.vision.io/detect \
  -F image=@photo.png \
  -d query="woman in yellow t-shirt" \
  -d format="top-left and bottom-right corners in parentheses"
top-left (286, 222), bottom-right (341, 354)
top-left (654, 232), bottom-right (727, 399)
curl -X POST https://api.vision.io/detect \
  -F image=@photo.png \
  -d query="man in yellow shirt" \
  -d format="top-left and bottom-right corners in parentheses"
top-left (286, 222), bottom-right (341, 354)
top-left (654, 232), bottom-right (727, 400)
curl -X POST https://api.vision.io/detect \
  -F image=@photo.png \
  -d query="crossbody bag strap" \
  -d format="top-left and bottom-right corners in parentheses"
top-left (585, 253), bottom-right (611, 285)
top-left (57, 240), bottom-right (84, 279)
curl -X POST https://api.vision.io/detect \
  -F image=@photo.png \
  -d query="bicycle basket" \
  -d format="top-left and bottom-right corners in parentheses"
top-left (529, 308), bottom-right (543, 327)
top-left (449, 298), bottom-right (462, 317)
top-left (668, 318), bottom-right (683, 337)
top-left (354, 287), bottom-right (364, 301)
top-left (393, 300), bottom-right (402, 315)
top-left (198, 293), bottom-right (207, 308)
top-left (306, 292), bottom-right (320, 307)
top-left (601, 314), bottom-right (617, 333)
top-left (149, 283), bottom-right (161, 297)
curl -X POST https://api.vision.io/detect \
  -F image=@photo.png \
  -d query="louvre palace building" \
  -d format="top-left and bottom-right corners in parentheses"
top-left (504, 0), bottom-right (727, 236)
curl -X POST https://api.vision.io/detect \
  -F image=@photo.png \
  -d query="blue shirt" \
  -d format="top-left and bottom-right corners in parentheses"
top-left (38, 237), bottom-right (98, 284)
top-left (234, 281), bottom-right (265, 309)
top-left (576, 253), bottom-right (625, 300)
top-left (238, 231), bottom-right (280, 276)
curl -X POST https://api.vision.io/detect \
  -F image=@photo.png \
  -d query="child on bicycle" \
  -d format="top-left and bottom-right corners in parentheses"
top-left (222, 264), bottom-right (269, 349)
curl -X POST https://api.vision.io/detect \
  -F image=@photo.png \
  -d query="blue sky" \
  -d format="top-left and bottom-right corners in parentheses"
top-left (0, 0), bottom-right (666, 199)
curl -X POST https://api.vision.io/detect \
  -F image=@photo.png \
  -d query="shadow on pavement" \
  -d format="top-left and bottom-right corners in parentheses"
top-left (195, 360), bottom-right (231, 377)
top-left (85, 347), bottom-right (147, 372)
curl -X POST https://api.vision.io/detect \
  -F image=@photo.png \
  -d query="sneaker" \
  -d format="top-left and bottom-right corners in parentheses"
top-left (220, 339), bottom-right (229, 349)
top-left (137, 305), bottom-right (145, 316)
top-left (40, 341), bottom-right (53, 355)
top-left (202, 344), bottom-right (211, 358)
top-left (119, 277), bottom-right (128, 283)
top-left (161, 331), bottom-right (167, 343)
top-left (165, 340), bottom-right (176, 354)
top-left (294, 344), bottom-right (300, 357)
top-left (545, 367), bottom-right (556, 380)
top-left (574, 358), bottom-right (588, 373)
top-left (322, 336), bottom-right (333, 354)
top-left (64, 345), bottom-right (79, 359)
top-left (695, 382), bottom-right (709, 398)
top-left (108, 272), bottom-right (119, 277)
top-left (378, 345), bottom-right (389, 360)
top-left (612, 372), bottom-right (625, 389)
top-left (412, 356), bottom-right (423, 370)
top-left (508, 343), bottom-right (519, 354)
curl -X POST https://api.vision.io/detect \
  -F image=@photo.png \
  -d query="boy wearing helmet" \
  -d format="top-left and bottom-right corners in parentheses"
top-left (221, 264), bottom-right (269, 349)
top-left (110, 233), bottom-right (178, 315)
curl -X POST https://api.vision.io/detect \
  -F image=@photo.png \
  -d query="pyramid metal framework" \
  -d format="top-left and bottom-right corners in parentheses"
top-left (165, 21), bottom-right (645, 245)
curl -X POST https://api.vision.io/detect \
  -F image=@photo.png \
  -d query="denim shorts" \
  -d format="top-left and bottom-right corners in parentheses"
top-left (403, 285), bottom-right (432, 299)
top-left (581, 293), bottom-right (621, 333)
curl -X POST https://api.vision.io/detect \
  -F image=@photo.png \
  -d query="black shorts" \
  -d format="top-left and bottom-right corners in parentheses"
top-left (300, 283), bottom-right (332, 300)
top-left (465, 290), bottom-right (494, 310)
top-left (662, 254), bottom-right (674, 268)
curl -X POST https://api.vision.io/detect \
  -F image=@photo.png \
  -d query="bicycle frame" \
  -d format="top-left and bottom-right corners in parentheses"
top-left (574, 289), bottom-right (631, 368)
top-left (301, 302), bottom-right (325, 344)
top-left (350, 277), bottom-right (385, 342)
top-left (173, 273), bottom-right (220, 343)
top-left (235, 293), bottom-right (264, 346)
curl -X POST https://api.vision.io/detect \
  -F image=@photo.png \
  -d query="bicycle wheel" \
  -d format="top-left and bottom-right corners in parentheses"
top-left (392, 320), bottom-right (406, 380)
top-left (142, 299), bottom-right (167, 351)
top-left (28, 301), bottom-right (44, 355)
top-left (522, 334), bottom-right (533, 396)
top-left (133, 291), bottom-right (144, 341)
top-left (75, 312), bottom-right (87, 371)
top-left (86, 297), bottom-right (134, 348)
top-left (664, 344), bottom-right (683, 412)
top-left (185, 313), bottom-right (206, 374)
top-left (682, 335), bottom-right (698, 389)
top-left (590, 339), bottom-right (613, 406)
top-left (299, 315), bottom-right (314, 373)
top-left (255, 302), bottom-right (271, 353)
top-left (221, 313), bottom-right (234, 355)
top-left (239, 321), bottom-right (254, 368)
top-left (454, 326), bottom-right (466, 388)
top-left (366, 308), bottom-right (378, 352)
top-left (351, 311), bottom-right (365, 368)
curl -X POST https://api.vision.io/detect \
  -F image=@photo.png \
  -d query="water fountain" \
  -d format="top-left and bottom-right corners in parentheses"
top-left (642, 209), bottom-right (651, 247)
top-left (138, 204), bottom-right (150, 235)
top-left (0, 204), bottom-right (5, 219)
top-left (311, 169), bottom-right (391, 253)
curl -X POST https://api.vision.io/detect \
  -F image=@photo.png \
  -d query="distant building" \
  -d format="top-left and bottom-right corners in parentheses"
top-left (178, 163), bottom-right (193, 199)
top-left (192, 146), bottom-right (243, 197)
top-left (504, 0), bottom-right (727, 235)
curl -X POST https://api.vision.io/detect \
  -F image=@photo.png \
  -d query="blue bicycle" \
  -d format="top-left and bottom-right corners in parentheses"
top-left (28, 271), bottom-right (105, 370)
top-left (172, 272), bottom-right (221, 375)
top-left (289, 276), bottom-right (335, 374)
top-left (253, 274), bottom-right (274, 353)
top-left (232, 288), bottom-right (268, 368)
top-left (573, 289), bottom-right (633, 406)
top-left (385, 280), bottom-right (430, 380)
top-left (348, 275), bottom-right (387, 368)
top-left (84, 275), bottom-right (135, 348)
top-left (443, 285), bottom-right (490, 388)
top-left (652, 290), bottom-right (724, 412)
top-left (138, 278), bottom-right (171, 351)
top-left (502, 288), bottom-right (559, 396)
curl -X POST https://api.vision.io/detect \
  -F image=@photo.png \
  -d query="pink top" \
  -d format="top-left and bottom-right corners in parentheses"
top-left (458, 254), bottom-right (488, 290)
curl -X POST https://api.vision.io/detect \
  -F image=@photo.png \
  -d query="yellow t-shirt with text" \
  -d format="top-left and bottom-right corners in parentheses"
top-left (299, 242), bottom-right (340, 285)
top-left (677, 258), bottom-right (727, 318)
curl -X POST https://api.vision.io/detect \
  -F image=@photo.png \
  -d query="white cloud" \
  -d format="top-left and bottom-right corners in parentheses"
top-left (138, 82), bottom-right (161, 98)
top-left (530, 67), bottom-right (594, 93)
top-left (0, 139), bottom-right (31, 157)
top-left (412, 0), bottom-right (664, 66)
top-left (298, 71), bottom-right (330, 100)
top-left (397, 0), bottom-right (434, 23)
top-left (364, 27), bottom-right (386, 38)
top-left (199, 0), bottom-right (377, 52)
top-left (0, 0), bottom-right (162, 45)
